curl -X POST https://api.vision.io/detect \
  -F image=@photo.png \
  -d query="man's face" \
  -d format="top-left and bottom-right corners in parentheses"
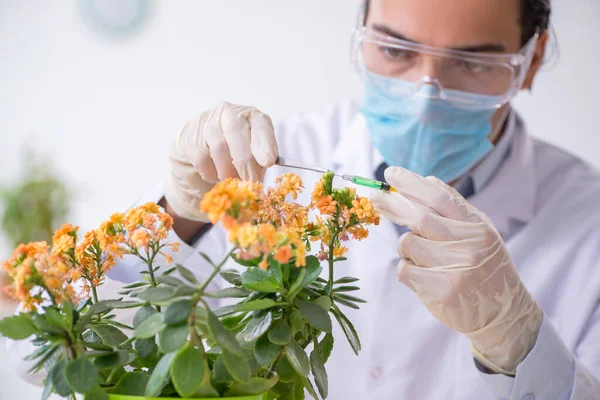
top-left (365, 0), bottom-right (539, 139)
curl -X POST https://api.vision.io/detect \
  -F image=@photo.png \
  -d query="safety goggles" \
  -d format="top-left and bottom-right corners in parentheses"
top-left (352, 26), bottom-right (539, 109)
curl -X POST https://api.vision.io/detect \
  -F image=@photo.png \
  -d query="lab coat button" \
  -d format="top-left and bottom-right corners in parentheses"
top-left (521, 395), bottom-right (535, 400)
top-left (369, 366), bottom-right (383, 380)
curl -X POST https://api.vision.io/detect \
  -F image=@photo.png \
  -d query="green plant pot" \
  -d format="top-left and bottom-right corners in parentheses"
top-left (108, 395), bottom-right (267, 400)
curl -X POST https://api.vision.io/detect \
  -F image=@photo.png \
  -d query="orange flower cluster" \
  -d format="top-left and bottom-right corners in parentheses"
top-left (1, 241), bottom-right (81, 310)
top-left (201, 174), bottom-right (308, 269)
top-left (309, 172), bottom-right (380, 261)
top-left (200, 172), bottom-right (380, 270)
top-left (1, 202), bottom-right (179, 307)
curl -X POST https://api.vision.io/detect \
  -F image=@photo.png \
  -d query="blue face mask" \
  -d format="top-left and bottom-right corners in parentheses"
top-left (362, 76), bottom-right (502, 183)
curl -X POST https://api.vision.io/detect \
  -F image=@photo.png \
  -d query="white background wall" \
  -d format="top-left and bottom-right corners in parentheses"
top-left (0, 1), bottom-right (599, 399)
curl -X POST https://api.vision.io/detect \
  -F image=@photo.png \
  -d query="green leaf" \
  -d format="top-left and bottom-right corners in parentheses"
top-left (104, 300), bottom-right (144, 309)
top-left (205, 287), bottom-right (251, 298)
top-left (133, 305), bottom-right (157, 329)
top-left (289, 310), bottom-right (305, 335)
top-left (334, 276), bottom-right (359, 284)
top-left (194, 383), bottom-right (220, 398)
top-left (268, 320), bottom-right (291, 345)
top-left (94, 350), bottom-right (129, 369)
top-left (231, 253), bottom-right (263, 267)
top-left (222, 350), bottom-right (251, 383)
top-left (62, 301), bottom-right (74, 329)
top-left (220, 270), bottom-right (242, 286)
top-left (287, 268), bottom-right (306, 300)
top-left (296, 300), bottom-right (332, 332)
top-left (65, 358), bottom-right (99, 394)
top-left (136, 286), bottom-right (176, 302)
top-left (170, 345), bottom-right (205, 397)
top-left (301, 376), bottom-right (319, 399)
top-left (24, 343), bottom-right (53, 361)
top-left (214, 299), bottom-right (285, 317)
top-left (134, 313), bottom-right (164, 339)
top-left (156, 275), bottom-right (187, 287)
top-left (212, 354), bottom-right (233, 383)
top-left (224, 375), bottom-right (280, 396)
top-left (90, 325), bottom-right (129, 348)
top-left (122, 281), bottom-right (149, 289)
top-left (331, 307), bottom-right (361, 355)
top-left (254, 335), bottom-right (281, 368)
top-left (313, 296), bottom-right (333, 312)
top-left (241, 268), bottom-right (282, 293)
top-left (333, 285), bottom-right (360, 292)
top-left (41, 373), bottom-right (53, 400)
top-left (176, 264), bottom-right (200, 285)
top-left (135, 338), bottom-right (157, 359)
top-left (311, 346), bottom-right (328, 398)
top-left (276, 356), bottom-right (296, 383)
top-left (111, 371), bottom-right (150, 395)
top-left (332, 297), bottom-right (360, 310)
top-left (0, 314), bottom-right (37, 339)
top-left (285, 341), bottom-right (310, 377)
top-left (320, 332), bottom-right (334, 363)
top-left (158, 323), bottom-right (189, 353)
top-left (49, 359), bottom-right (72, 397)
top-left (163, 299), bottom-right (193, 325)
top-left (207, 311), bottom-right (243, 355)
top-left (239, 311), bottom-right (272, 343)
top-left (83, 386), bottom-right (109, 400)
top-left (333, 293), bottom-right (366, 303)
top-left (145, 352), bottom-right (176, 397)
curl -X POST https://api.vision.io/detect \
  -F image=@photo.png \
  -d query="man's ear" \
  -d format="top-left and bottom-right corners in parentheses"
top-left (521, 31), bottom-right (549, 91)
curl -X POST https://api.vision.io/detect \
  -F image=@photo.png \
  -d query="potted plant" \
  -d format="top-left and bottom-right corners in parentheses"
top-left (0, 149), bottom-right (69, 307)
top-left (0, 171), bottom-right (380, 399)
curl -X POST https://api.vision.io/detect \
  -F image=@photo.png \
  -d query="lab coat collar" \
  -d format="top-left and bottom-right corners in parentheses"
top-left (332, 106), bottom-right (537, 237)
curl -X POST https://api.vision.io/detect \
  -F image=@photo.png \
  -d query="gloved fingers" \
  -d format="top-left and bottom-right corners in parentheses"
top-left (179, 115), bottom-right (220, 184)
top-left (371, 190), bottom-right (461, 241)
top-left (221, 106), bottom-right (265, 182)
top-left (247, 108), bottom-right (278, 169)
top-left (204, 106), bottom-right (238, 181)
top-left (398, 232), bottom-right (495, 270)
top-left (384, 166), bottom-right (477, 223)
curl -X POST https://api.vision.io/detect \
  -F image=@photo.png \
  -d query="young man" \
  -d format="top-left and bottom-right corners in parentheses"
top-left (11, 0), bottom-right (596, 398)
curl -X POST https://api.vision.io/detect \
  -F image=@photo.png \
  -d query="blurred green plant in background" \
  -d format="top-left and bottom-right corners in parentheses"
top-left (0, 149), bottom-right (69, 250)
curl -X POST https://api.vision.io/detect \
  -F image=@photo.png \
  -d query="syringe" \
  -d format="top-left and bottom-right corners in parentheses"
top-left (275, 157), bottom-right (397, 193)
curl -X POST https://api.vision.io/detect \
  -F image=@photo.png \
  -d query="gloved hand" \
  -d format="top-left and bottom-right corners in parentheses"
top-left (165, 102), bottom-right (278, 222)
top-left (371, 166), bottom-right (543, 375)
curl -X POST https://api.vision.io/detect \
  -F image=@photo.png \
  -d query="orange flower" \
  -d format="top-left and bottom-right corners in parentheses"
top-left (273, 245), bottom-right (293, 264)
top-left (350, 196), bottom-right (380, 224)
top-left (315, 195), bottom-right (337, 215)
top-left (348, 225), bottom-right (369, 241)
top-left (277, 173), bottom-right (304, 200)
top-left (333, 246), bottom-right (348, 258)
top-left (130, 229), bottom-right (151, 250)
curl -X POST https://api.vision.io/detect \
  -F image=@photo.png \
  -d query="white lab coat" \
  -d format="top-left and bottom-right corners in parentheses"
top-left (10, 100), bottom-right (600, 399)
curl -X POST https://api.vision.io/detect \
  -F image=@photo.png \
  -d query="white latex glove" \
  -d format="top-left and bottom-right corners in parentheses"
top-left (371, 166), bottom-right (543, 375)
top-left (165, 102), bottom-right (278, 222)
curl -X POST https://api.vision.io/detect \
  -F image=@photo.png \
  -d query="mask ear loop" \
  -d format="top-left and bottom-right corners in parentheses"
top-left (488, 104), bottom-right (512, 145)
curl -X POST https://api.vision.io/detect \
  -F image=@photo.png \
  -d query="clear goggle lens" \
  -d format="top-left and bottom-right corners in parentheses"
top-left (352, 27), bottom-right (538, 108)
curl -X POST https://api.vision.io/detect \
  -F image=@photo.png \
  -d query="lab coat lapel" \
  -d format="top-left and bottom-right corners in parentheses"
top-left (469, 114), bottom-right (537, 236)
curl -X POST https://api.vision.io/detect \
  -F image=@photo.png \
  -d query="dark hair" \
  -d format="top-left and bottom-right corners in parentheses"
top-left (363, 0), bottom-right (551, 46)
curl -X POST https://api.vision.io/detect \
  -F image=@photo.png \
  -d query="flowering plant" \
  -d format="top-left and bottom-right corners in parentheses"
top-left (0, 172), bottom-right (379, 400)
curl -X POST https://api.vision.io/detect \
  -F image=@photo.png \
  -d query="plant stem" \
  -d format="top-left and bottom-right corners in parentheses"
top-left (266, 347), bottom-right (286, 378)
top-left (326, 231), bottom-right (337, 296)
top-left (91, 285), bottom-right (99, 304)
top-left (198, 248), bottom-right (236, 293)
